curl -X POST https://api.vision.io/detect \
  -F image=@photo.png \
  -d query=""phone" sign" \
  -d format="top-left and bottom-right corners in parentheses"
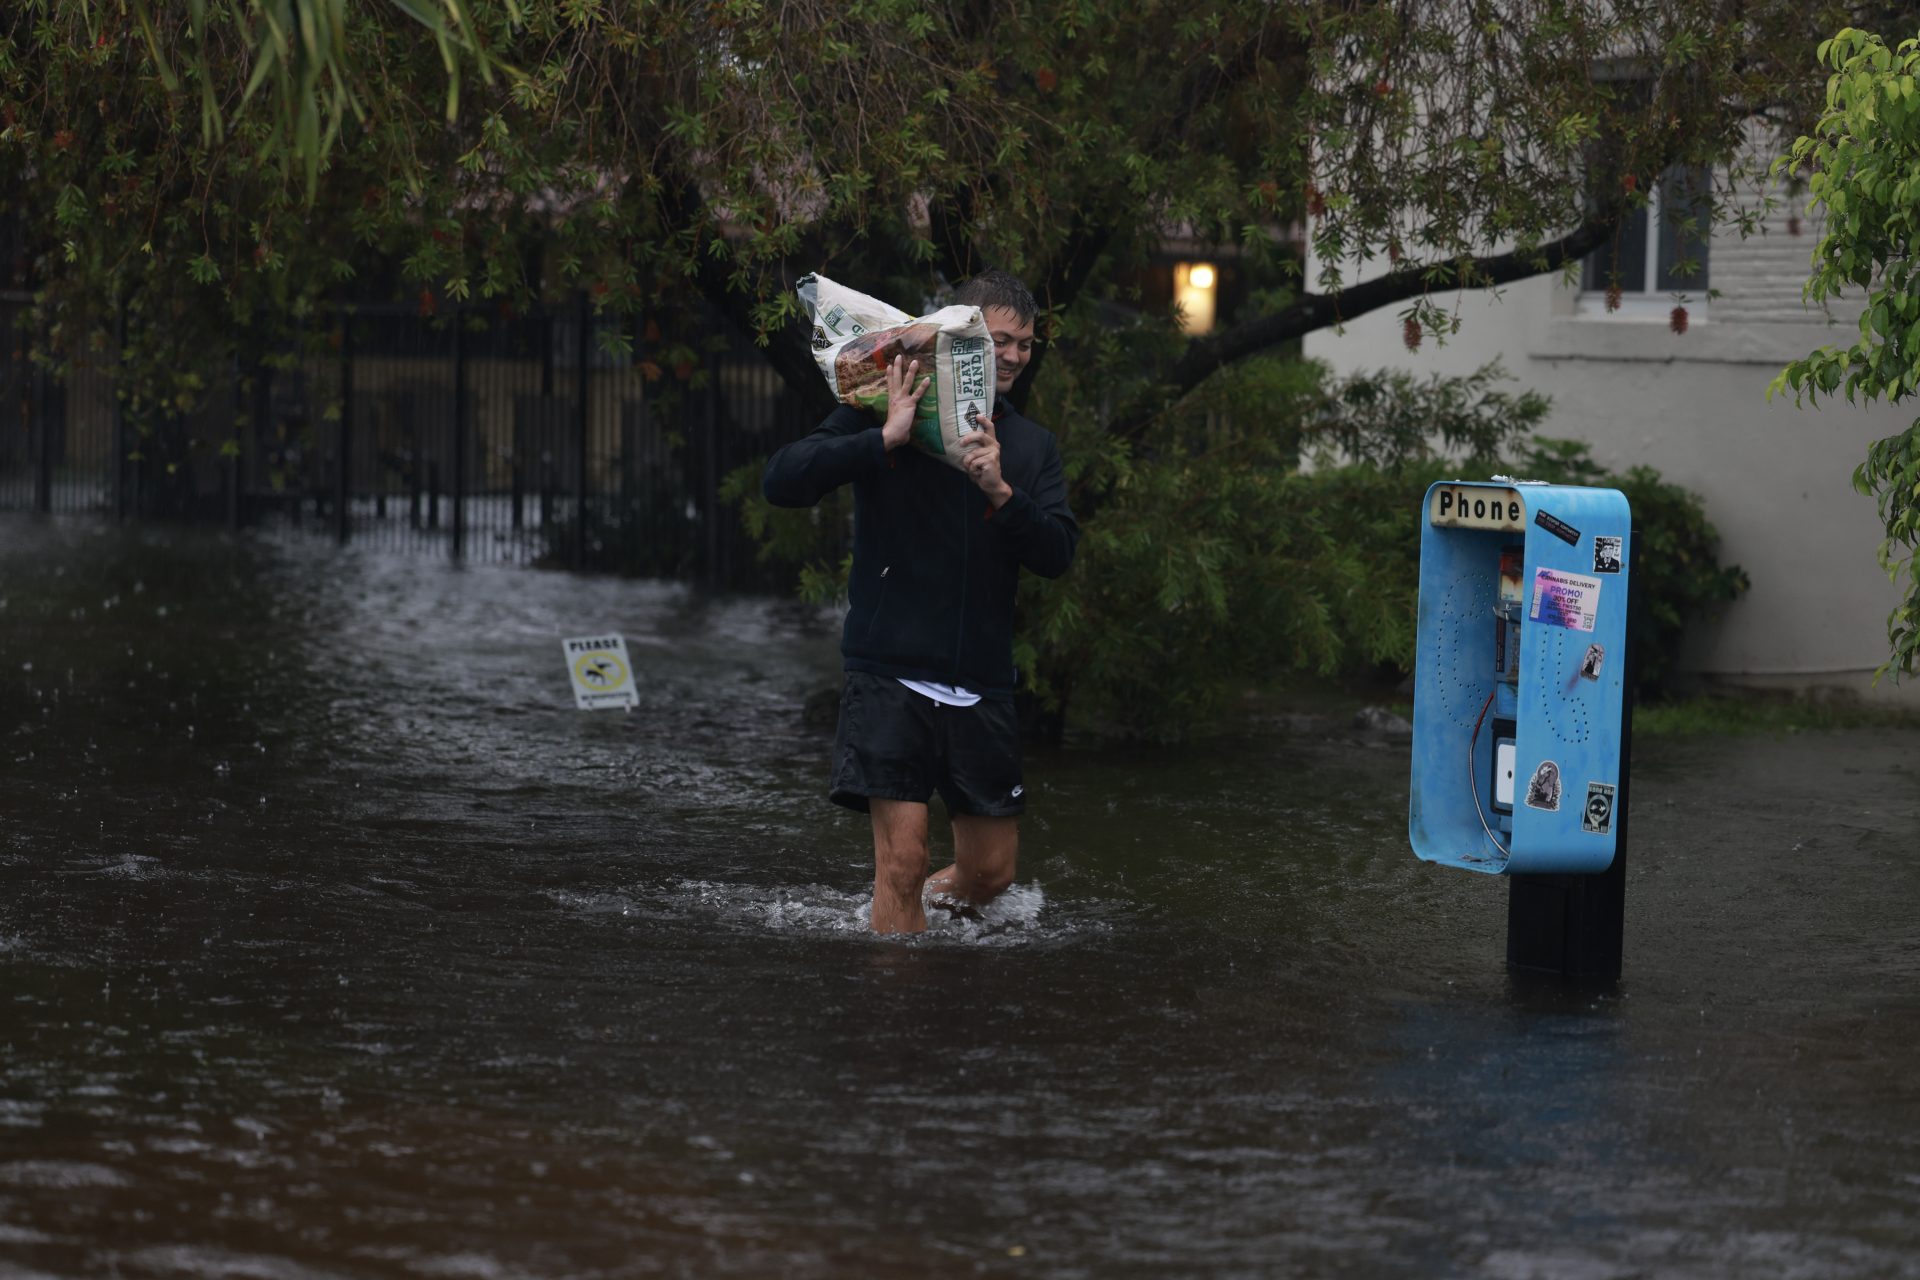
top-left (1428, 484), bottom-right (1525, 532)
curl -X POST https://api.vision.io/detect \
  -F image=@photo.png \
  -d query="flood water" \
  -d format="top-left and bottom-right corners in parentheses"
top-left (3, 514), bottom-right (1919, 1279)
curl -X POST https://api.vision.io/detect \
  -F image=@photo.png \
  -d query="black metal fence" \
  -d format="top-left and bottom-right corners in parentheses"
top-left (0, 290), bottom-right (822, 589)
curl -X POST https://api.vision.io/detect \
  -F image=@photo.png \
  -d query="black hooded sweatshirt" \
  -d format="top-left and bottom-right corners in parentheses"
top-left (762, 404), bottom-right (1078, 699)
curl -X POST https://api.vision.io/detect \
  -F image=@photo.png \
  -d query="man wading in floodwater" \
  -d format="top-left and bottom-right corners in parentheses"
top-left (763, 271), bottom-right (1078, 933)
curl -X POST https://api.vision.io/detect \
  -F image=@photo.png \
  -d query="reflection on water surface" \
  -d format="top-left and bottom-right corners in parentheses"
top-left (3, 516), bottom-right (1919, 1278)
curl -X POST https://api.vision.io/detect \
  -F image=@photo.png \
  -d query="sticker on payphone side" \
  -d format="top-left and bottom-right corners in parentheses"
top-left (1524, 760), bottom-right (1562, 812)
top-left (1583, 781), bottom-right (1616, 835)
top-left (1563, 642), bottom-right (1607, 693)
top-left (1529, 568), bottom-right (1601, 632)
top-left (1534, 509), bottom-right (1581, 545)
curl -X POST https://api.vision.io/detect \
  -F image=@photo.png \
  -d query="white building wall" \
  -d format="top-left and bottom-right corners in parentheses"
top-left (1304, 203), bottom-right (1918, 704)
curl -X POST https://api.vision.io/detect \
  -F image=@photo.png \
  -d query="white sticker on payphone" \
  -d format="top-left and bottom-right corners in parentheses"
top-left (1529, 568), bottom-right (1601, 632)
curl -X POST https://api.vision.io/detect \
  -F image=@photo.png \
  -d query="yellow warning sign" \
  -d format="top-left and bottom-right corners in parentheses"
top-left (562, 634), bottom-right (638, 710)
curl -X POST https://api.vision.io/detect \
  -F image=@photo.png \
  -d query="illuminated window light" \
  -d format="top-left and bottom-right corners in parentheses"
top-left (1175, 261), bottom-right (1218, 335)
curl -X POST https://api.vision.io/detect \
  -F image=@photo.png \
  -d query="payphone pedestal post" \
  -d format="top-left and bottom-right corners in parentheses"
top-left (1506, 857), bottom-right (1625, 981)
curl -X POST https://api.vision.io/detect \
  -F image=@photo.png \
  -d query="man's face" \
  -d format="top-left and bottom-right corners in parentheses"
top-left (984, 306), bottom-right (1036, 394)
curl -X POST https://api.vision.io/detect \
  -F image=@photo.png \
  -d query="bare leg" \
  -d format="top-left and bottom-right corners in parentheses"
top-left (869, 798), bottom-right (931, 934)
top-left (927, 813), bottom-right (1019, 908)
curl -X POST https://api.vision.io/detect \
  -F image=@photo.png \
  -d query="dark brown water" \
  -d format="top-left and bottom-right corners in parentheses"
top-left (3, 515), bottom-right (1920, 1279)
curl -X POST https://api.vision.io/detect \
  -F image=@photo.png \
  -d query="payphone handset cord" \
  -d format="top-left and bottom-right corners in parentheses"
top-left (1468, 689), bottom-right (1513, 860)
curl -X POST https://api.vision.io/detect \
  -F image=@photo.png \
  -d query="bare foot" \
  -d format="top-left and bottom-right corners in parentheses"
top-left (922, 865), bottom-right (982, 919)
top-left (925, 892), bottom-right (983, 921)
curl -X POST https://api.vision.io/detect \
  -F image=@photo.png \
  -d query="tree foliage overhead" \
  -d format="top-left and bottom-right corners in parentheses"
top-left (1773, 24), bottom-right (1920, 683)
top-left (2, 0), bottom-right (1851, 416)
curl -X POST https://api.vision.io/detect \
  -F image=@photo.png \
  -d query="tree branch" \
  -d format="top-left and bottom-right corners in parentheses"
top-left (1131, 215), bottom-right (1619, 438)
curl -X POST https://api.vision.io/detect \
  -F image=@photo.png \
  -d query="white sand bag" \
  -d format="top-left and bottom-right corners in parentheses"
top-left (797, 273), bottom-right (994, 468)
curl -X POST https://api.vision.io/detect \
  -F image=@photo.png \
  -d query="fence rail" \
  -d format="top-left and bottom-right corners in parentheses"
top-left (0, 292), bottom-right (821, 589)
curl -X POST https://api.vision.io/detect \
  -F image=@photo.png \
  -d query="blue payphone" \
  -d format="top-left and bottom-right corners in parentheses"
top-left (1409, 480), bottom-right (1631, 877)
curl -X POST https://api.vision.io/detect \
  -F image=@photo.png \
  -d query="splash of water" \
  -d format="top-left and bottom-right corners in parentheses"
top-left (617, 878), bottom-right (1059, 945)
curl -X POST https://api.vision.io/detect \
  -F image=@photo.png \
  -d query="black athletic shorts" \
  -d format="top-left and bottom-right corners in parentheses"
top-left (828, 672), bottom-right (1025, 817)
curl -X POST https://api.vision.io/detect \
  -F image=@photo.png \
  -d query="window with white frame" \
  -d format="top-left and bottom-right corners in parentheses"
top-left (1578, 164), bottom-right (1711, 318)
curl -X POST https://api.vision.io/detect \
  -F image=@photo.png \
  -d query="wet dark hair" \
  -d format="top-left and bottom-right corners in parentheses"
top-left (951, 269), bottom-right (1037, 324)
